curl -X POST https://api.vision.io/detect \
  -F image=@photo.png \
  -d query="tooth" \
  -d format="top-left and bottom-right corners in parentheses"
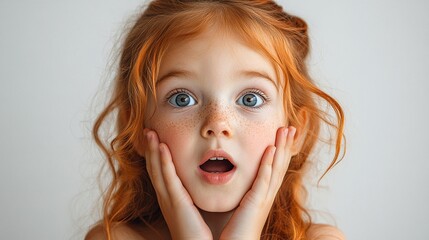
top-left (208, 157), bottom-right (228, 161)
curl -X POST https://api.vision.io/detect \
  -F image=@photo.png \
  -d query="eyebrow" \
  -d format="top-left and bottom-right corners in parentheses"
top-left (239, 70), bottom-right (277, 88)
top-left (156, 70), bottom-right (195, 86)
top-left (156, 69), bottom-right (277, 87)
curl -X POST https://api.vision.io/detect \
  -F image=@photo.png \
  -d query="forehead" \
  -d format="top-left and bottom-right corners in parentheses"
top-left (158, 26), bottom-right (282, 87)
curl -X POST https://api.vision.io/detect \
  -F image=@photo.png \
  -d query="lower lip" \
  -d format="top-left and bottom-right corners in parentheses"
top-left (198, 167), bottom-right (236, 185)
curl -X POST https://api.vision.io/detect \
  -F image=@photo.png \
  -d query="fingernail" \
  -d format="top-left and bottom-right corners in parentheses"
top-left (146, 132), bottom-right (152, 141)
top-left (271, 146), bottom-right (277, 155)
top-left (283, 127), bottom-right (289, 137)
top-left (290, 127), bottom-right (296, 137)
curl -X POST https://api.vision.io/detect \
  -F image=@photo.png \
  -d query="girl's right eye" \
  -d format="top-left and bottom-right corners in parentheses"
top-left (167, 90), bottom-right (197, 107)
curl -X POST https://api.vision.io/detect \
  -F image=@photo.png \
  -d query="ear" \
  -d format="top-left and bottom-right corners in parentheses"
top-left (290, 108), bottom-right (309, 156)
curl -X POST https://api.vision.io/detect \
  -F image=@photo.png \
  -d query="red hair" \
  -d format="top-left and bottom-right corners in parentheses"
top-left (91, 1), bottom-right (345, 239)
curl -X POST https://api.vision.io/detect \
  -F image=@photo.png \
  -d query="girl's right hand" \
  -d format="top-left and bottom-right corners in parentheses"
top-left (144, 129), bottom-right (213, 240)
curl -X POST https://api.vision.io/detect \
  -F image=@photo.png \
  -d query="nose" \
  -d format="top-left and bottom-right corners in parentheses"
top-left (200, 104), bottom-right (233, 139)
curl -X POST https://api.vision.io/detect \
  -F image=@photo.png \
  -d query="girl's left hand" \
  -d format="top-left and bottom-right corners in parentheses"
top-left (219, 126), bottom-right (296, 240)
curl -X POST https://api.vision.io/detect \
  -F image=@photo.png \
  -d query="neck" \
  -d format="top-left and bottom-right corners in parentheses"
top-left (199, 209), bottom-right (234, 240)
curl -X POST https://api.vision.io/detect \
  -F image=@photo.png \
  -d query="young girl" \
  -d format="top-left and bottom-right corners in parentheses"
top-left (86, 0), bottom-right (345, 239)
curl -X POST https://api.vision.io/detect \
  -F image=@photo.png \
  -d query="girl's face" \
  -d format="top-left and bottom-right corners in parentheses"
top-left (145, 28), bottom-right (286, 212)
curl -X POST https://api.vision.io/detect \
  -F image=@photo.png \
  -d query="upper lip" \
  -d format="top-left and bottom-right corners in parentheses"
top-left (200, 149), bottom-right (235, 166)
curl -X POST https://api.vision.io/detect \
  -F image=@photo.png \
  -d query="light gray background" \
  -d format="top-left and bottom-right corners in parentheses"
top-left (1, 1), bottom-right (428, 239)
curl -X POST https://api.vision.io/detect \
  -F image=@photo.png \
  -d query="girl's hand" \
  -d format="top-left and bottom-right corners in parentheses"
top-left (219, 126), bottom-right (296, 240)
top-left (144, 129), bottom-right (213, 240)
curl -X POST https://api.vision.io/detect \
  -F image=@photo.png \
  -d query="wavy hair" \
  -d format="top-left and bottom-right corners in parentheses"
top-left (90, 1), bottom-right (345, 239)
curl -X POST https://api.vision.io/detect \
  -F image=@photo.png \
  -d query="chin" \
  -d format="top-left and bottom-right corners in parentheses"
top-left (198, 205), bottom-right (236, 213)
top-left (194, 196), bottom-right (240, 213)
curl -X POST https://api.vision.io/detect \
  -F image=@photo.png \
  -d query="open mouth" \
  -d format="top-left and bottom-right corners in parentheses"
top-left (199, 157), bottom-right (235, 173)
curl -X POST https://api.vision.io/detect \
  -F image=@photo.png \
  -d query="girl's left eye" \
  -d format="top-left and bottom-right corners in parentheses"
top-left (167, 90), bottom-right (197, 107)
top-left (236, 91), bottom-right (266, 108)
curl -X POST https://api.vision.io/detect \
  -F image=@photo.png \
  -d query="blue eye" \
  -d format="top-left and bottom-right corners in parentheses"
top-left (168, 92), bottom-right (197, 107)
top-left (237, 92), bottom-right (265, 108)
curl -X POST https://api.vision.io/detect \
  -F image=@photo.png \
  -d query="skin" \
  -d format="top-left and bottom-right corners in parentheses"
top-left (85, 27), bottom-right (346, 240)
top-left (141, 27), bottom-right (299, 239)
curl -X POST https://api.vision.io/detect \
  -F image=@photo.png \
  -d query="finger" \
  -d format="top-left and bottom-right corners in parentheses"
top-left (140, 128), bottom-right (149, 158)
top-left (145, 131), bottom-right (168, 197)
top-left (159, 143), bottom-right (184, 193)
top-left (145, 131), bottom-right (159, 177)
top-left (159, 143), bottom-right (192, 205)
top-left (275, 127), bottom-right (288, 148)
top-left (271, 127), bottom-right (288, 173)
top-left (282, 126), bottom-right (296, 167)
top-left (143, 128), bottom-right (149, 143)
top-left (286, 126), bottom-right (296, 150)
top-left (144, 130), bottom-right (152, 173)
top-left (269, 127), bottom-right (295, 194)
top-left (244, 145), bottom-right (276, 205)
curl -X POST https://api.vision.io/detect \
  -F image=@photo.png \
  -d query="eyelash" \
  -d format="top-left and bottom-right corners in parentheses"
top-left (165, 88), bottom-right (195, 102)
top-left (241, 89), bottom-right (270, 109)
top-left (165, 88), bottom-right (270, 108)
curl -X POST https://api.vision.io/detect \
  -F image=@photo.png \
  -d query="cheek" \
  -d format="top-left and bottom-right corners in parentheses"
top-left (239, 105), bottom-right (286, 155)
top-left (241, 119), bottom-right (279, 156)
top-left (148, 111), bottom-right (198, 161)
top-left (150, 108), bottom-right (194, 136)
top-left (236, 119), bottom-right (280, 190)
top-left (151, 119), bottom-right (191, 143)
top-left (237, 119), bottom-right (280, 185)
